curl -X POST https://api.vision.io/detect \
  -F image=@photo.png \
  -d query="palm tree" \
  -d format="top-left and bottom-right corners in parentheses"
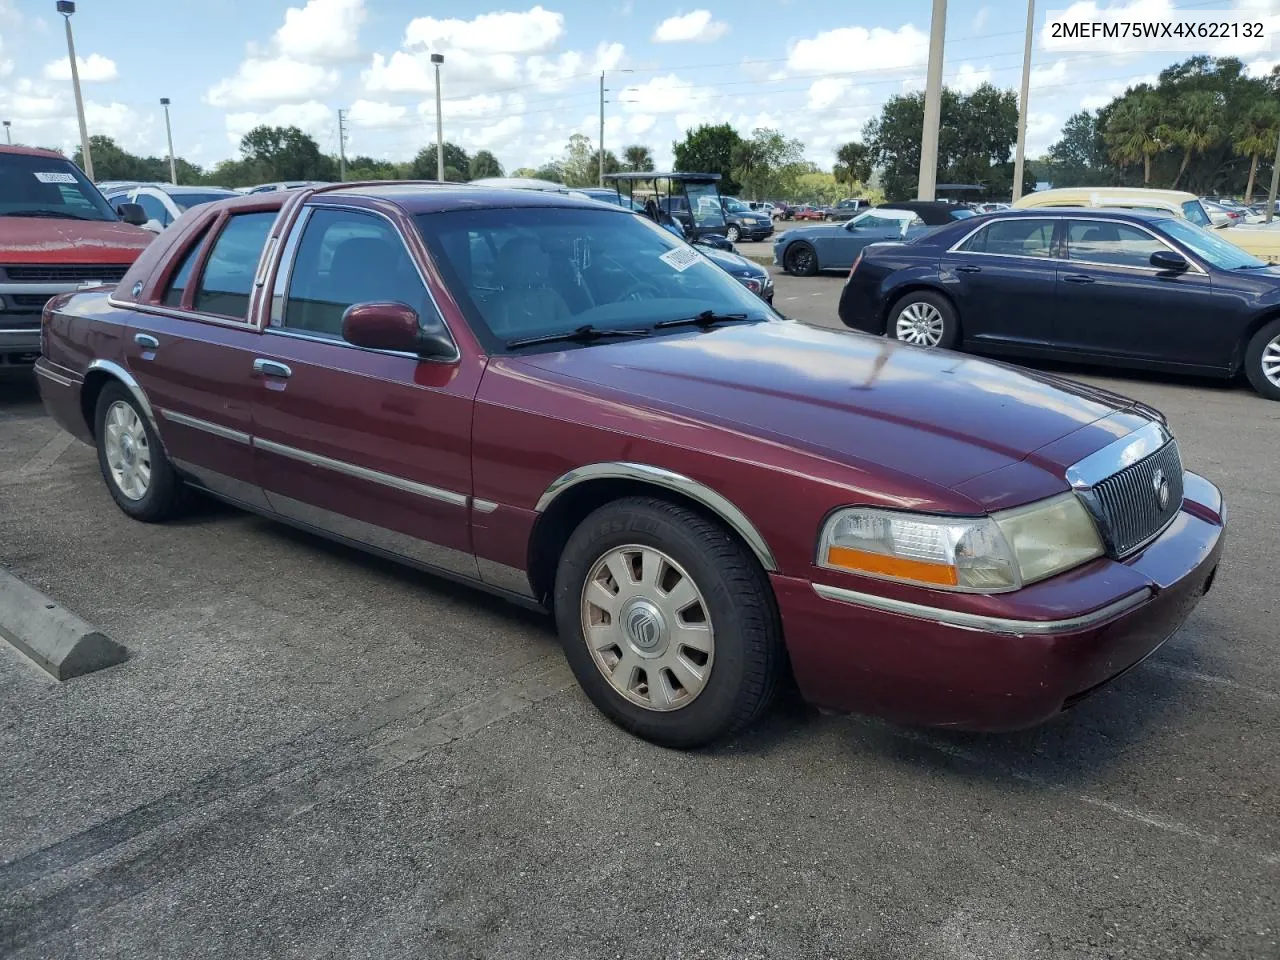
top-left (1104, 92), bottom-right (1163, 184)
top-left (1234, 101), bottom-right (1280, 202)
top-left (834, 141), bottom-right (871, 189)
top-left (1158, 91), bottom-right (1223, 190)
top-left (622, 144), bottom-right (654, 172)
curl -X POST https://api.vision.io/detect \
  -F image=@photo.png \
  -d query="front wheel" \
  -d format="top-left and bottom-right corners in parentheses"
top-left (889, 291), bottom-right (959, 349)
top-left (784, 242), bottom-right (819, 277)
top-left (725, 224), bottom-right (741, 243)
top-left (1244, 318), bottom-right (1280, 400)
top-left (553, 497), bottom-right (783, 749)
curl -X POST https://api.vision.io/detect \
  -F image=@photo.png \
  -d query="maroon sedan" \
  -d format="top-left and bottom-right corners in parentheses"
top-left (34, 184), bottom-right (1226, 748)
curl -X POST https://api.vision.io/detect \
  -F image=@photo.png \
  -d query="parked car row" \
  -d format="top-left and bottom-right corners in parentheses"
top-left (32, 181), bottom-right (1226, 751)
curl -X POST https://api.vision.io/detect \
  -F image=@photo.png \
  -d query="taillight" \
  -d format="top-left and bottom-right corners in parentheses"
top-left (848, 250), bottom-right (863, 278)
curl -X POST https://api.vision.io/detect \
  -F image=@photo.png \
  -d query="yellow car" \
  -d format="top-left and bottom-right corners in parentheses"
top-left (1014, 187), bottom-right (1280, 263)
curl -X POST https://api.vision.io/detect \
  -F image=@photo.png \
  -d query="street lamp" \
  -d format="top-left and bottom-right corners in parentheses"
top-left (3, 121), bottom-right (10, 146)
top-left (431, 53), bottom-right (444, 181)
top-left (160, 98), bottom-right (177, 184)
top-left (56, 1), bottom-right (94, 181)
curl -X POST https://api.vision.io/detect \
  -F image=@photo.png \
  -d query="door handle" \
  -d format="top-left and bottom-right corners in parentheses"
top-left (955, 264), bottom-right (982, 274)
top-left (253, 358), bottom-right (292, 379)
top-left (1062, 274), bottom-right (1095, 284)
top-left (134, 333), bottom-right (159, 349)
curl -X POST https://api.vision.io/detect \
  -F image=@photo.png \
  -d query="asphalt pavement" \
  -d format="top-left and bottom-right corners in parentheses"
top-left (1, 274), bottom-right (1277, 959)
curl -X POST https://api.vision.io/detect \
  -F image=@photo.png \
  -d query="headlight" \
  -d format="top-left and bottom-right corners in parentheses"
top-left (817, 494), bottom-right (1103, 593)
top-left (739, 276), bottom-right (763, 293)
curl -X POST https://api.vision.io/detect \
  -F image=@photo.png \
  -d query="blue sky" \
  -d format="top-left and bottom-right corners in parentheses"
top-left (0, 0), bottom-right (1276, 176)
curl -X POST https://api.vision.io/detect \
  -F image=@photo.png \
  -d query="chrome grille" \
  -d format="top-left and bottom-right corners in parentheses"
top-left (1087, 440), bottom-right (1184, 557)
top-left (1, 264), bottom-right (128, 282)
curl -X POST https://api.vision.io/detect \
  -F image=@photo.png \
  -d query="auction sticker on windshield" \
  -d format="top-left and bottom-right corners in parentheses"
top-left (33, 171), bottom-right (77, 184)
top-left (659, 247), bottom-right (702, 272)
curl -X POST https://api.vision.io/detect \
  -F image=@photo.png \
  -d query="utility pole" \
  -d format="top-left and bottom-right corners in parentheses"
top-left (1266, 127), bottom-right (1280, 224)
top-left (917, 0), bottom-right (947, 201)
top-left (337, 108), bottom-right (348, 181)
top-left (160, 98), bottom-right (177, 184)
top-left (1012, 0), bottom-right (1035, 201)
top-left (57, 1), bottom-right (93, 181)
top-left (599, 72), bottom-right (605, 187)
top-left (3, 121), bottom-right (10, 145)
top-left (431, 53), bottom-right (445, 181)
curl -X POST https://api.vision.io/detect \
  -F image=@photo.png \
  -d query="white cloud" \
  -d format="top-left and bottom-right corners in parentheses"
top-left (420, 92), bottom-right (503, 120)
top-left (274, 0), bottom-right (366, 62)
top-left (1245, 57), bottom-right (1278, 78)
top-left (618, 74), bottom-right (704, 114)
top-left (788, 24), bottom-right (928, 73)
top-left (807, 77), bottom-right (851, 111)
top-left (1030, 59), bottom-right (1068, 90)
top-left (652, 10), bottom-right (729, 43)
top-left (951, 63), bottom-right (991, 94)
top-left (1079, 73), bottom-right (1158, 110)
top-left (527, 42), bottom-right (623, 92)
top-left (627, 113), bottom-right (657, 136)
top-left (403, 6), bottom-right (565, 55)
top-left (224, 101), bottom-right (334, 145)
top-left (42, 53), bottom-right (118, 83)
top-left (461, 114), bottom-right (525, 150)
top-left (207, 57), bottom-right (339, 107)
top-left (973, 6), bottom-right (990, 32)
top-left (347, 99), bottom-right (413, 128)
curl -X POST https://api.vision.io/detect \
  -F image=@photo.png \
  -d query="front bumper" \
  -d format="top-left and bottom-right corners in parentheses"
top-left (737, 223), bottom-right (774, 240)
top-left (0, 326), bottom-right (42, 374)
top-left (774, 473), bottom-right (1226, 730)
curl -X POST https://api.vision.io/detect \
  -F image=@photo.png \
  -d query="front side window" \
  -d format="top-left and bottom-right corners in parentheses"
top-left (192, 211), bottom-right (276, 319)
top-left (959, 219), bottom-right (1057, 257)
top-left (1181, 200), bottom-right (1212, 228)
top-left (0, 152), bottom-right (117, 222)
top-left (417, 205), bottom-right (771, 350)
top-left (134, 192), bottom-right (172, 226)
top-left (1160, 217), bottom-right (1266, 270)
top-left (281, 207), bottom-right (430, 339)
top-left (1065, 220), bottom-right (1165, 268)
top-left (851, 212), bottom-right (919, 233)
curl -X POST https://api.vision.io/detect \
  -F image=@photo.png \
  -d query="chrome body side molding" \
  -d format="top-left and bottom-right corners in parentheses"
top-left (535, 462), bottom-right (778, 572)
top-left (160, 408), bottom-right (252, 445)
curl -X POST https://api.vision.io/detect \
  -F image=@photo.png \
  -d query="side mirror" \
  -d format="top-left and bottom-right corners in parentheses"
top-left (117, 202), bottom-right (148, 227)
top-left (1150, 250), bottom-right (1189, 273)
top-left (341, 301), bottom-right (454, 358)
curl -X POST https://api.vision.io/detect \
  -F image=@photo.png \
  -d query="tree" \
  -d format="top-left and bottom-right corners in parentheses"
top-left (1159, 90), bottom-right (1222, 189)
top-left (1045, 111), bottom-right (1117, 187)
top-left (510, 166), bottom-right (539, 177)
top-left (469, 150), bottom-right (504, 179)
top-left (590, 148), bottom-right (621, 181)
top-left (1104, 90), bottom-right (1163, 184)
top-left (533, 161), bottom-right (565, 183)
top-left (622, 144), bottom-right (654, 172)
top-left (410, 141), bottom-right (470, 181)
top-left (730, 127), bottom-right (806, 200)
top-left (71, 135), bottom-right (205, 184)
top-left (673, 123), bottom-right (743, 193)
top-left (833, 142), bottom-right (871, 188)
top-left (239, 125), bottom-right (337, 182)
top-left (345, 155), bottom-right (405, 181)
top-left (1233, 100), bottom-right (1280, 201)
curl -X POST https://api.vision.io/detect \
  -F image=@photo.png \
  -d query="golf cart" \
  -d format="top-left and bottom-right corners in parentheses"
top-left (604, 172), bottom-right (735, 250)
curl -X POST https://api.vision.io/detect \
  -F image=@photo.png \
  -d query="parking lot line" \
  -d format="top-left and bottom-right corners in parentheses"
top-left (18, 433), bottom-right (74, 477)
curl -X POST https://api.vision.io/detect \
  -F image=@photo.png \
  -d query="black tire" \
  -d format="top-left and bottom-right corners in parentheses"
top-left (784, 242), bottom-right (819, 277)
top-left (94, 381), bottom-right (188, 522)
top-left (1244, 318), bottom-right (1280, 400)
top-left (553, 496), bottom-right (783, 749)
top-left (725, 224), bottom-right (741, 243)
top-left (887, 290), bottom-right (960, 349)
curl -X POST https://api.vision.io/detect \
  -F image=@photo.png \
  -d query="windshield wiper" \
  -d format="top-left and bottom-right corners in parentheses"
top-left (654, 310), bottom-right (752, 330)
top-left (1235, 263), bottom-right (1268, 269)
top-left (506, 324), bottom-right (652, 349)
top-left (0, 209), bottom-right (97, 221)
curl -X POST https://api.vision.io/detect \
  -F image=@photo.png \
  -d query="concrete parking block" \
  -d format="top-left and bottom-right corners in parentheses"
top-left (0, 568), bottom-right (127, 680)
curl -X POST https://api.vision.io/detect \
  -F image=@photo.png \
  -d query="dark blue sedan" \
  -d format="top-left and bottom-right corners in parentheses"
top-left (839, 208), bottom-right (1280, 400)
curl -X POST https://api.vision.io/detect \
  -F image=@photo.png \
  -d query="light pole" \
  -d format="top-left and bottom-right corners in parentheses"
top-left (1012, 0), bottom-right (1035, 201)
top-left (3, 121), bottom-right (10, 145)
top-left (1266, 127), bottom-right (1280, 225)
top-left (917, 0), bottom-right (947, 200)
top-left (57, 1), bottom-right (93, 181)
top-left (431, 53), bottom-right (445, 181)
top-left (160, 97), bottom-right (177, 184)
top-left (598, 69), bottom-right (633, 187)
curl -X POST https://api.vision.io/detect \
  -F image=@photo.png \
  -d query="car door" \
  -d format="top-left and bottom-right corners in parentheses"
top-left (249, 203), bottom-right (480, 578)
top-left (1053, 218), bottom-right (1219, 364)
top-left (940, 216), bottom-right (1061, 346)
top-left (123, 208), bottom-right (278, 509)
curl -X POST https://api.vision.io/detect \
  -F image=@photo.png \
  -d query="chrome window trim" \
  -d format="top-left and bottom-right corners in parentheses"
top-left (159, 407), bottom-right (251, 445)
top-left (262, 325), bottom-right (422, 360)
top-left (106, 296), bottom-right (262, 331)
top-left (269, 206), bottom-right (311, 327)
top-left (535, 462), bottom-right (777, 572)
top-left (948, 216), bottom-right (1059, 260)
top-left (253, 436), bottom-right (468, 507)
top-left (811, 582), bottom-right (1152, 636)
top-left (1065, 420), bottom-right (1173, 490)
top-left (1062, 217), bottom-right (1208, 275)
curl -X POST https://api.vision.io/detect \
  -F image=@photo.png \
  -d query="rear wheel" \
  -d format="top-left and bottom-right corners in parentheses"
top-left (1244, 318), bottom-right (1280, 400)
top-left (553, 496), bottom-right (782, 749)
top-left (784, 242), bottom-right (819, 277)
top-left (94, 382), bottom-right (187, 522)
top-left (889, 291), bottom-right (959, 349)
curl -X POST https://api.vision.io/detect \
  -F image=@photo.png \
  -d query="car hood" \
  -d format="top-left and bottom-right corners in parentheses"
top-left (699, 246), bottom-right (765, 276)
top-left (1, 217), bottom-right (154, 264)
top-left (514, 321), bottom-right (1150, 507)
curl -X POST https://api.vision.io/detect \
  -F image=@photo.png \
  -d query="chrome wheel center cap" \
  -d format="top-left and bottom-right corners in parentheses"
top-left (120, 435), bottom-right (136, 464)
top-left (622, 598), bottom-right (667, 656)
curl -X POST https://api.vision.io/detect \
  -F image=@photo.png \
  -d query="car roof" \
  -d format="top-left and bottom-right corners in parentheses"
top-left (0, 143), bottom-right (71, 160)
top-left (1016, 186), bottom-right (1198, 205)
top-left (965, 207), bottom-right (1172, 223)
top-left (299, 181), bottom-right (626, 214)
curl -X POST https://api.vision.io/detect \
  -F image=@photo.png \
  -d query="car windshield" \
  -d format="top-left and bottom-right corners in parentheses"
top-left (723, 198), bottom-right (751, 213)
top-left (0, 152), bottom-right (117, 221)
top-left (1160, 217), bottom-right (1267, 269)
top-left (172, 191), bottom-right (238, 211)
top-left (685, 181), bottom-right (726, 228)
top-left (417, 205), bottom-right (772, 351)
top-left (1180, 200), bottom-right (1212, 228)
top-left (949, 208), bottom-right (976, 219)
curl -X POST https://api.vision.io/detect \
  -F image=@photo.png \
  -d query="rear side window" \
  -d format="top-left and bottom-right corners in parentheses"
top-left (1066, 221), bottom-right (1165, 268)
top-left (958, 219), bottom-right (1056, 257)
top-left (162, 231), bottom-right (207, 307)
top-left (193, 211), bottom-right (276, 320)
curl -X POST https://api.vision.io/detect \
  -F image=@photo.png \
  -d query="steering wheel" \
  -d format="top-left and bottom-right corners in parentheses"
top-left (613, 280), bottom-right (663, 303)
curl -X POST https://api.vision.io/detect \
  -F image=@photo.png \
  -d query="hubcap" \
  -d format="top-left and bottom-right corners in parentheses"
top-left (1263, 334), bottom-right (1280, 388)
top-left (895, 301), bottom-right (945, 346)
top-left (580, 545), bottom-right (714, 712)
top-left (792, 248), bottom-right (813, 272)
top-left (103, 400), bottom-right (152, 501)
